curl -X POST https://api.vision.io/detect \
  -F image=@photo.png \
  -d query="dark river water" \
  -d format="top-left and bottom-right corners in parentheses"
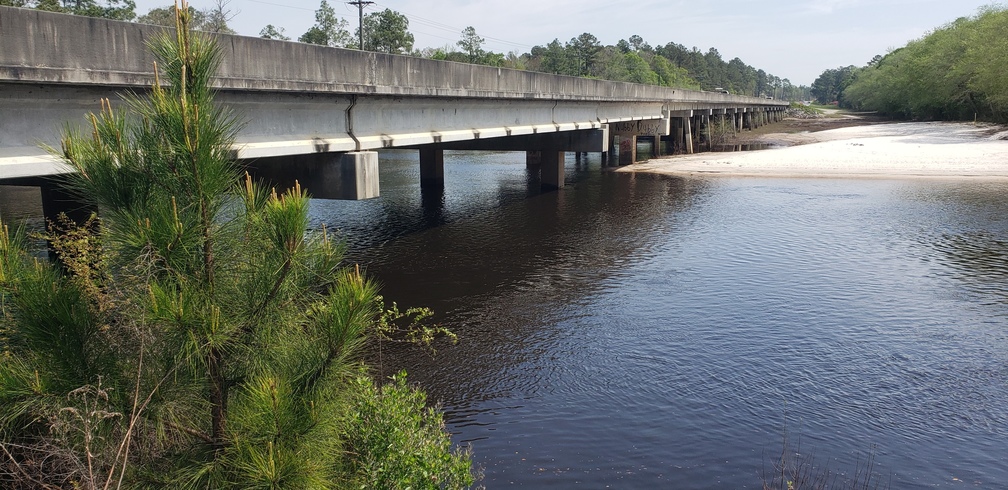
top-left (5, 148), bottom-right (1006, 488)
top-left (311, 149), bottom-right (1008, 489)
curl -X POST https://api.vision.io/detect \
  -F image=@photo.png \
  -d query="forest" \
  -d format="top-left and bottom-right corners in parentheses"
top-left (814, 5), bottom-right (1008, 122)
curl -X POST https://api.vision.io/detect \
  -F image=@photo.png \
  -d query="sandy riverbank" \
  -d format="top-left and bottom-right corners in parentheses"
top-left (617, 117), bottom-right (1008, 180)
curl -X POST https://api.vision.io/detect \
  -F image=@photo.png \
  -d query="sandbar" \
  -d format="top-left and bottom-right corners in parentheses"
top-left (616, 119), bottom-right (1008, 180)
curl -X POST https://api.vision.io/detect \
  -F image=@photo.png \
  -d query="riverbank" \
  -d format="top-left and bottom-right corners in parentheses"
top-left (618, 114), bottom-right (1008, 179)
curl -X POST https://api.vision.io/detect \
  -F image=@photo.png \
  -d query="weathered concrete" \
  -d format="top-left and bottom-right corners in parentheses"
top-left (540, 151), bottom-right (565, 190)
top-left (341, 152), bottom-right (379, 199)
top-left (684, 115), bottom-right (695, 154)
top-left (0, 6), bottom-right (787, 182)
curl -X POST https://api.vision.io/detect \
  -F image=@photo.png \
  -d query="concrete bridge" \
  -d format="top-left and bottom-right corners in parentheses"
top-left (1, 6), bottom-right (787, 215)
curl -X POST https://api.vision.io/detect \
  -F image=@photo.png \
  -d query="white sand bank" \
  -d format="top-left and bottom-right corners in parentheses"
top-left (618, 121), bottom-right (1008, 180)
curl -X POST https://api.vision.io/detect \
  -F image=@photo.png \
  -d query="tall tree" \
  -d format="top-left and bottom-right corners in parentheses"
top-left (625, 52), bottom-right (658, 84)
top-left (0, 4), bottom-right (476, 488)
top-left (299, 0), bottom-right (352, 47)
top-left (457, 26), bottom-right (485, 63)
top-left (566, 33), bottom-right (601, 77)
top-left (532, 38), bottom-right (575, 75)
top-left (811, 65), bottom-right (857, 104)
top-left (361, 8), bottom-right (414, 54)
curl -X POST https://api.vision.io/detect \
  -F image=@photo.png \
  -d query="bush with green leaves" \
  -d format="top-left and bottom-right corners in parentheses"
top-left (0, 4), bottom-right (475, 488)
top-left (342, 371), bottom-right (477, 489)
top-left (842, 6), bottom-right (1008, 122)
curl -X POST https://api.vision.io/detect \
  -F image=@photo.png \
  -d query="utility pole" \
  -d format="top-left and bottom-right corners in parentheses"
top-left (347, 0), bottom-right (373, 50)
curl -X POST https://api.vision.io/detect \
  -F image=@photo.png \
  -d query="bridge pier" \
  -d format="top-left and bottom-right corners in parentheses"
top-left (653, 116), bottom-right (670, 157)
top-left (683, 115), bottom-right (694, 154)
top-left (618, 135), bottom-right (637, 165)
top-left (525, 149), bottom-right (567, 189)
top-left (540, 151), bottom-right (566, 190)
top-left (420, 148), bottom-right (445, 189)
top-left (526, 150), bottom-right (543, 168)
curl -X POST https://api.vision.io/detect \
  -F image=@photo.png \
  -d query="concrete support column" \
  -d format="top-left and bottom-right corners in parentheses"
top-left (540, 151), bottom-right (565, 190)
top-left (420, 148), bottom-right (445, 189)
top-left (618, 134), bottom-right (637, 165)
top-left (526, 150), bottom-right (543, 168)
top-left (601, 124), bottom-right (612, 164)
top-left (673, 118), bottom-right (684, 154)
top-left (653, 120), bottom-right (667, 157)
top-left (605, 130), bottom-right (617, 165)
top-left (339, 151), bottom-right (380, 199)
top-left (683, 116), bottom-right (694, 154)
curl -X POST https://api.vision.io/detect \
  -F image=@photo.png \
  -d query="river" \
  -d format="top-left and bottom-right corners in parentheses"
top-left (4, 147), bottom-right (1006, 488)
top-left (312, 149), bottom-right (1008, 488)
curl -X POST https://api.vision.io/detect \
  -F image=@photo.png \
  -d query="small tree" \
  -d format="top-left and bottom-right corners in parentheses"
top-left (0, 4), bottom-right (475, 488)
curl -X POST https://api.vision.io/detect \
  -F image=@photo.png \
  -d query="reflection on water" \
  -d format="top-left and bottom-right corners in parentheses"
top-left (318, 153), bottom-right (1008, 489)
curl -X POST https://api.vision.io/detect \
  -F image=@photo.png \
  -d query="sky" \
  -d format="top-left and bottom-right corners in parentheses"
top-left (133, 0), bottom-right (1002, 85)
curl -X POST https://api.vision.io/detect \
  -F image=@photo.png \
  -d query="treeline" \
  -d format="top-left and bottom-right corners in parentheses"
top-left (426, 33), bottom-right (810, 99)
top-left (814, 6), bottom-right (1008, 122)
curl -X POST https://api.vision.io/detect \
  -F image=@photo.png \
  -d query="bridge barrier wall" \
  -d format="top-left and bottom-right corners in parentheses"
top-left (1, 6), bottom-right (786, 107)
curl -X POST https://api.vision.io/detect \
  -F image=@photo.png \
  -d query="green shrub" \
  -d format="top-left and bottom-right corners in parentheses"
top-left (342, 371), bottom-right (478, 490)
